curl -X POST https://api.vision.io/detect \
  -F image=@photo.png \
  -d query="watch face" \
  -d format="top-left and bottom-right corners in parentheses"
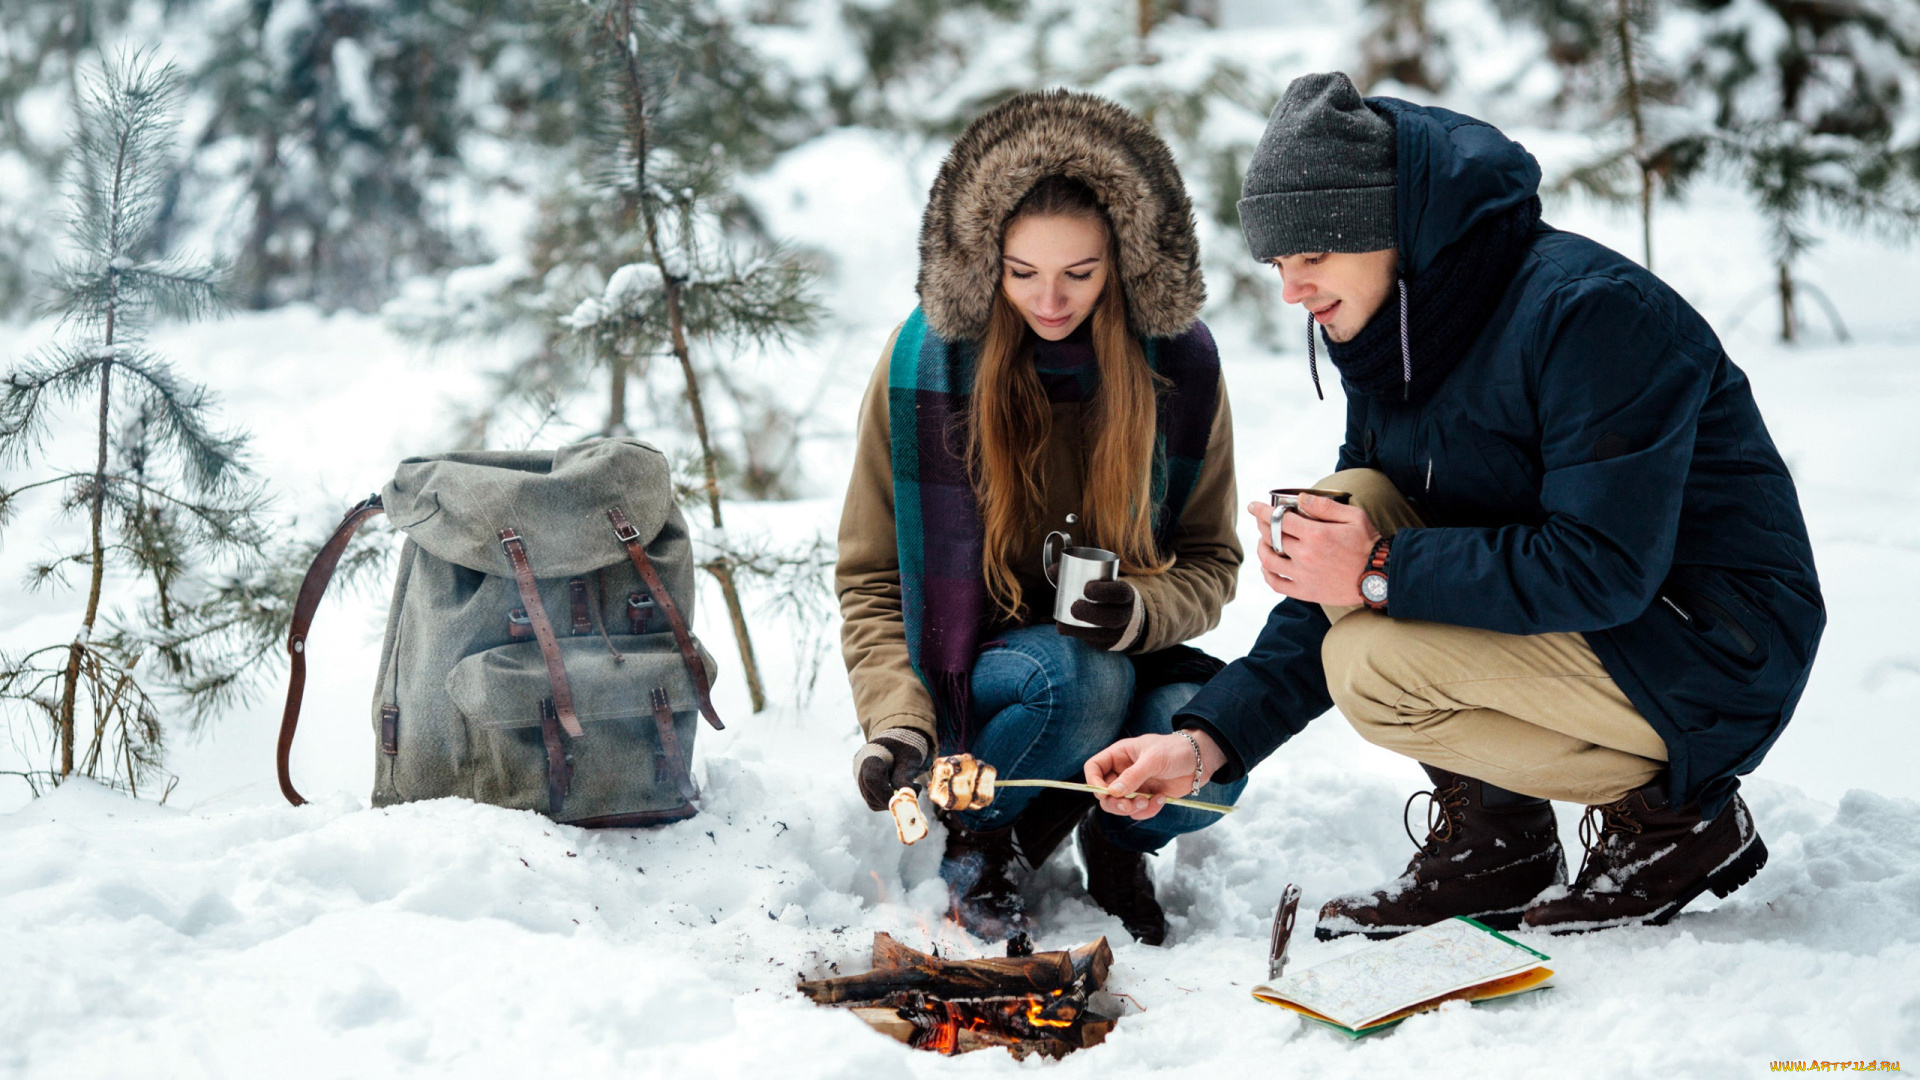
top-left (1361, 573), bottom-right (1389, 604)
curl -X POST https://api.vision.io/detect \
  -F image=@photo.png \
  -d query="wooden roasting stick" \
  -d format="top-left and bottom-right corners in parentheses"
top-left (990, 778), bottom-right (1236, 815)
top-left (888, 753), bottom-right (1231, 844)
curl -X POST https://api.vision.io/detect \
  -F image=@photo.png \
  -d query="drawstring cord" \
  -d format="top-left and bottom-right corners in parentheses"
top-left (589, 570), bottom-right (625, 663)
top-left (1307, 312), bottom-right (1324, 400)
top-left (1305, 276), bottom-right (1410, 401)
top-left (1399, 277), bottom-right (1410, 400)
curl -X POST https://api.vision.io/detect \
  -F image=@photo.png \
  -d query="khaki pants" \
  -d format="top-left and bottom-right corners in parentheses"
top-left (1314, 469), bottom-right (1666, 805)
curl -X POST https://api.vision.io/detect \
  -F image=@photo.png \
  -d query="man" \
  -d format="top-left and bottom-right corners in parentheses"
top-left (1082, 72), bottom-right (1824, 937)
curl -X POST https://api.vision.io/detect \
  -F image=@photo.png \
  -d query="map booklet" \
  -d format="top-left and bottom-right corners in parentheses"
top-left (1251, 916), bottom-right (1554, 1038)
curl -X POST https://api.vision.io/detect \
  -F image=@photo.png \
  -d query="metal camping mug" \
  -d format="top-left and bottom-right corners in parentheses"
top-left (1042, 531), bottom-right (1120, 627)
top-left (1267, 487), bottom-right (1353, 557)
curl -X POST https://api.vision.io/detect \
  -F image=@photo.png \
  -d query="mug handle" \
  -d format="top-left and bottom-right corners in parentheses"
top-left (1042, 531), bottom-right (1070, 587)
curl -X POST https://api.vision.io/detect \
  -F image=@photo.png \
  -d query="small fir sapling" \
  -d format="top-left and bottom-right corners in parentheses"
top-left (1683, 0), bottom-right (1920, 342)
top-left (559, 0), bottom-right (831, 713)
top-left (0, 55), bottom-right (267, 795)
top-left (1504, 0), bottom-right (1713, 271)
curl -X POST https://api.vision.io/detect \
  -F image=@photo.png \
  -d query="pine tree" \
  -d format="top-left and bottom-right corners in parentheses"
top-left (1501, 0), bottom-right (1713, 270)
top-left (555, 0), bottom-right (829, 713)
top-left (0, 0), bottom-right (158, 316)
top-left (1357, 0), bottom-right (1451, 94)
top-left (187, 0), bottom-right (514, 310)
top-left (0, 55), bottom-right (267, 796)
top-left (1682, 0), bottom-right (1920, 341)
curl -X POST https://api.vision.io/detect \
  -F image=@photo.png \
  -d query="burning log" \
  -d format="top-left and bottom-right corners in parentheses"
top-left (800, 933), bottom-right (1119, 1059)
top-left (796, 932), bottom-right (1076, 1004)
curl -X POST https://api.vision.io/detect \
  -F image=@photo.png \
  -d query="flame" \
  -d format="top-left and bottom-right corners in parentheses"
top-left (1025, 990), bottom-right (1073, 1029)
top-left (920, 1001), bottom-right (994, 1055)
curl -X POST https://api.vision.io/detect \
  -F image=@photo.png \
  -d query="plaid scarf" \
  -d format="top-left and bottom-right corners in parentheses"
top-left (888, 306), bottom-right (1220, 747)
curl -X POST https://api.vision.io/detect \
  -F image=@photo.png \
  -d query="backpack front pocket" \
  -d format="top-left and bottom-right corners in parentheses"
top-left (444, 634), bottom-right (717, 822)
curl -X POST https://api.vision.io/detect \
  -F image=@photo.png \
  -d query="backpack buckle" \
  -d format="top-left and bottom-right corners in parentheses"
top-left (608, 508), bottom-right (642, 545)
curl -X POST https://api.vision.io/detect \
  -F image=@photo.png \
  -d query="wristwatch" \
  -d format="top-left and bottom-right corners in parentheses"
top-left (1359, 537), bottom-right (1392, 611)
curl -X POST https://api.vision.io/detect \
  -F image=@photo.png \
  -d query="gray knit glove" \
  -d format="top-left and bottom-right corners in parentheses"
top-left (853, 729), bottom-right (932, 811)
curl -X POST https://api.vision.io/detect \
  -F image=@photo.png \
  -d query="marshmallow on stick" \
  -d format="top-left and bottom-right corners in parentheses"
top-left (924, 753), bottom-right (1236, 816)
top-left (888, 787), bottom-right (929, 844)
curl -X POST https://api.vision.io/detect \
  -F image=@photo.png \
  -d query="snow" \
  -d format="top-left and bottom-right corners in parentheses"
top-left (3, 8), bottom-right (1920, 1077)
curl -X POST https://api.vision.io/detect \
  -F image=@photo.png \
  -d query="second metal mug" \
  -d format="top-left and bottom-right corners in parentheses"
top-left (1043, 530), bottom-right (1119, 627)
top-left (1267, 487), bottom-right (1353, 556)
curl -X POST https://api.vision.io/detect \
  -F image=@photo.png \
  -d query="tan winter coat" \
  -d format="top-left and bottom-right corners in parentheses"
top-left (837, 89), bottom-right (1241, 745)
top-left (835, 326), bottom-right (1241, 744)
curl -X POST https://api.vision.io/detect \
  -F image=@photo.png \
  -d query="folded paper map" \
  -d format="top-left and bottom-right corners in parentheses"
top-left (1252, 917), bottom-right (1553, 1038)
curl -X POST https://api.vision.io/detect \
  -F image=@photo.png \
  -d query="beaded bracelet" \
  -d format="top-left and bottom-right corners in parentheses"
top-left (1176, 730), bottom-right (1204, 797)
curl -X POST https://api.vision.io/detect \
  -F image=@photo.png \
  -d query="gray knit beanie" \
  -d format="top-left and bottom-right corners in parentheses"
top-left (1238, 72), bottom-right (1397, 261)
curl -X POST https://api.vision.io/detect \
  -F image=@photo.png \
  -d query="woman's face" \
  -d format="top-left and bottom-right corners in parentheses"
top-left (1001, 213), bottom-right (1110, 341)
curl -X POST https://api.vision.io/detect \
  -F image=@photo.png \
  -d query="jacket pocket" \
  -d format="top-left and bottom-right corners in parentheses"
top-left (1658, 570), bottom-right (1771, 682)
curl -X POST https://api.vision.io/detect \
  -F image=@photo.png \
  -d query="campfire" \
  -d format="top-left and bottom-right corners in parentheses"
top-left (797, 932), bottom-right (1118, 1058)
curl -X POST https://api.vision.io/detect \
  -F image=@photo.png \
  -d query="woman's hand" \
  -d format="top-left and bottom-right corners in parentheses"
top-left (1082, 729), bottom-right (1227, 821)
top-left (1246, 493), bottom-right (1379, 606)
top-left (1055, 579), bottom-right (1142, 651)
top-left (852, 730), bottom-right (930, 811)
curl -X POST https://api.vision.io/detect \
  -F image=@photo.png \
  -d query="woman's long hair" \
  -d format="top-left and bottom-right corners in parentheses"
top-left (968, 176), bottom-right (1172, 622)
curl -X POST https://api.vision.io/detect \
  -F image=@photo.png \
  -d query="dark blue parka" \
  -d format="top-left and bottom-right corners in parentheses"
top-left (1179, 99), bottom-right (1824, 815)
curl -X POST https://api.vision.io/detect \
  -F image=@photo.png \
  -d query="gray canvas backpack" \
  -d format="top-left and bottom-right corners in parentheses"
top-left (276, 438), bottom-right (724, 827)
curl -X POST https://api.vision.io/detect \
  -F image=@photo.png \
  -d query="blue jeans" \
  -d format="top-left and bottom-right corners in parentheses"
top-left (950, 625), bottom-right (1245, 854)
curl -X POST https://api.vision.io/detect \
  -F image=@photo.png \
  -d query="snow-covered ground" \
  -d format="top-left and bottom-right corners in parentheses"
top-left (5, 29), bottom-right (1920, 1080)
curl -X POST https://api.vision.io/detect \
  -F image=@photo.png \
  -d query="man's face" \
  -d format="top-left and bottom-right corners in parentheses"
top-left (1270, 249), bottom-right (1398, 343)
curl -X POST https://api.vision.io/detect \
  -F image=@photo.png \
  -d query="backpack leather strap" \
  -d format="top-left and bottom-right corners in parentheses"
top-left (650, 687), bottom-right (699, 803)
top-left (500, 529), bottom-right (585, 738)
top-left (608, 508), bottom-right (725, 731)
top-left (539, 698), bottom-right (574, 815)
top-left (278, 495), bottom-right (387, 807)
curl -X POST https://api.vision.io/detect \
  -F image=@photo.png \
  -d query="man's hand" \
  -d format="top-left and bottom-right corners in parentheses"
top-left (1247, 493), bottom-right (1380, 607)
top-left (1083, 729), bottom-right (1228, 821)
top-left (853, 730), bottom-right (930, 811)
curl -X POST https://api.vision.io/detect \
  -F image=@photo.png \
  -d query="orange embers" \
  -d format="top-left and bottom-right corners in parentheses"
top-left (919, 999), bottom-right (997, 1055)
top-left (1026, 990), bottom-right (1075, 1029)
top-left (797, 933), bottom-right (1117, 1059)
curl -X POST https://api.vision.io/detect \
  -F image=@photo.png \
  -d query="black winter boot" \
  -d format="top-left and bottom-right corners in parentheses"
top-left (938, 812), bottom-right (1029, 942)
top-left (1011, 787), bottom-right (1095, 871)
top-left (1316, 765), bottom-right (1567, 941)
top-left (1523, 783), bottom-right (1767, 934)
top-left (1078, 814), bottom-right (1168, 946)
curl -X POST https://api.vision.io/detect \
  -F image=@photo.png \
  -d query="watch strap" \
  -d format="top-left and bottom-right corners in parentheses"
top-left (1360, 536), bottom-right (1392, 611)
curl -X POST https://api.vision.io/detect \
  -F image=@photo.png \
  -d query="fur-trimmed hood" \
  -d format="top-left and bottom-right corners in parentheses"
top-left (916, 90), bottom-right (1205, 342)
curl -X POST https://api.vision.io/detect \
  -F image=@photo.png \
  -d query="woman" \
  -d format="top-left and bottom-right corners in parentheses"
top-left (836, 90), bottom-right (1244, 945)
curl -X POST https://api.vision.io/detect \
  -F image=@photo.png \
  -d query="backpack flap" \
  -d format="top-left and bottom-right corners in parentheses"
top-left (383, 438), bottom-right (674, 579)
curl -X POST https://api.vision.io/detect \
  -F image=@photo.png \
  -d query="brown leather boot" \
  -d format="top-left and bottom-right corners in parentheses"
top-left (1316, 765), bottom-right (1567, 941)
top-left (937, 812), bottom-right (1029, 942)
top-left (1523, 783), bottom-right (1767, 934)
top-left (1077, 814), bottom-right (1168, 946)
